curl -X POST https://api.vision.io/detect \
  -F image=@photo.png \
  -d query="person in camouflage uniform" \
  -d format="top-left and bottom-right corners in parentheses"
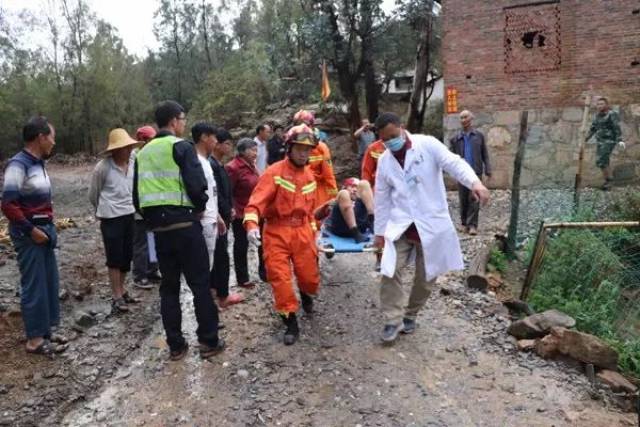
top-left (585, 97), bottom-right (622, 190)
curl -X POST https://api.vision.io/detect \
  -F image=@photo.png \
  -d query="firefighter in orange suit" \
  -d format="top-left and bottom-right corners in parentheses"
top-left (243, 124), bottom-right (320, 345)
top-left (361, 139), bottom-right (385, 186)
top-left (293, 110), bottom-right (337, 207)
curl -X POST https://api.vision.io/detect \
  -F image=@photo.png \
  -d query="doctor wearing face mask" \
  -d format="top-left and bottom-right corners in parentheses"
top-left (372, 112), bottom-right (490, 344)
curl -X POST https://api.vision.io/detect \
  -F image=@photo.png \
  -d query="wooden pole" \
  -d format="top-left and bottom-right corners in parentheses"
top-left (573, 95), bottom-right (592, 211)
top-left (543, 221), bottom-right (640, 229)
top-left (520, 221), bottom-right (547, 300)
top-left (506, 110), bottom-right (529, 258)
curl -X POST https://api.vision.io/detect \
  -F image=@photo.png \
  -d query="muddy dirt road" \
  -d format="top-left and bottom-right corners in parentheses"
top-left (0, 164), bottom-right (636, 426)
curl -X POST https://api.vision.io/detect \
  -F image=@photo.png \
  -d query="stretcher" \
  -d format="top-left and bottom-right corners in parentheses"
top-left (317, 228), bottom-right (379, 257)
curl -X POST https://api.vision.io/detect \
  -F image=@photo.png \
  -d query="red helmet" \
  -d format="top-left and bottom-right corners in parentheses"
top-left (293, 110), bottom-right (315, 126)
top-left (285, 124), bottom-right (318, 148)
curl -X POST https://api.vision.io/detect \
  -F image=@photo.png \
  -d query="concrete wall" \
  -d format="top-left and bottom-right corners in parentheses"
top-left (444, 105), bottom-right (640, 189)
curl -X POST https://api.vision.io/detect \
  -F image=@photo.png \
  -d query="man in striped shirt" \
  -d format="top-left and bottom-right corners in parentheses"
top-left (1, 116), bottom-right (62, 356)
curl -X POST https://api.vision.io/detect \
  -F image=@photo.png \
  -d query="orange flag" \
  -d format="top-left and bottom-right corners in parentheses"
top-left (321, 60), bottom-right (331, 102)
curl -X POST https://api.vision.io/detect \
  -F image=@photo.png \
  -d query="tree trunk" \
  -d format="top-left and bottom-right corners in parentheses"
top-left (362, 38), bottom-right (379, 122)
top-left (407, 1), bottom-right (433, 133)
top-left (466, 243), bottom-right (493, 291)
top-left (201, 0), bottom-right (212, 70)
top-left (506, 110), bottom-right (529, 258)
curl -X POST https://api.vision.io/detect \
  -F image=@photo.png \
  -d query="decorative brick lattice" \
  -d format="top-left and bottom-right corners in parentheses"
top-left (504, 2), bottom-right (561, 73)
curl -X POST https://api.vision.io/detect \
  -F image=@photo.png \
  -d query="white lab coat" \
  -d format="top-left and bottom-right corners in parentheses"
top-left (374, 132), bottom-right (480, 280)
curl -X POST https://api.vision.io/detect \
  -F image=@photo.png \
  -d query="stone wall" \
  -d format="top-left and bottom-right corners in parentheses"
top-left (443, 105), bottom-right (640, 189)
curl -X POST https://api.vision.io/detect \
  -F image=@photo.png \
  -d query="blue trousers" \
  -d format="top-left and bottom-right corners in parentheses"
top-left (10, 224), bottom-right (60, 339)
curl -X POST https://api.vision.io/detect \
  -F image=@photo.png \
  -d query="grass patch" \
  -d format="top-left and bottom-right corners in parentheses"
top-left (488, 247), bottom-right (508, 273)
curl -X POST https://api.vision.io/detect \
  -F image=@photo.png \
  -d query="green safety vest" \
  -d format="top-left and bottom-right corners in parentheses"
top-left (137, 134), bottom-right (194, 208)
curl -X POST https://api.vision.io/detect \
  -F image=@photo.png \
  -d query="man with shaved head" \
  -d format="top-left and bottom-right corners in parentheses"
top-left (448, 110), bottom-right (491, 235)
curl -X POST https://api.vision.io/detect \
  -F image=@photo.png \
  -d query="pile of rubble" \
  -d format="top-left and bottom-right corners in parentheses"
top-left (507, 309), bottom-right (638, 396)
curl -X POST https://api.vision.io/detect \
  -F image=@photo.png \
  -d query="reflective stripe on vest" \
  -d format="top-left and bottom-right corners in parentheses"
top-left (137, 135), bottom-right (194, 208)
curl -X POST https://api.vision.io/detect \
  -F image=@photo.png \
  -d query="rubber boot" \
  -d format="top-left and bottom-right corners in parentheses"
top-left (281, 313), bottom-right (299, 345)
top-left (300, 292), bottom-right (313, 314)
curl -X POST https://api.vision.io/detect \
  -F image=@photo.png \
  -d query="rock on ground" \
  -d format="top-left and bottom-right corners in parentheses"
top-left (507, 309), bottom-right (576, 339)
top-left (535, 327), bottom-right (619, 370)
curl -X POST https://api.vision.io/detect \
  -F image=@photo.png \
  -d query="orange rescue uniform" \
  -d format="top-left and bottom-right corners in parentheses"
top-left (360, 139), bottom-right (385, 186)
top-left (308, 141), bottom-right (338, 207)
top-left (244, 159), bottom-right (320, 315)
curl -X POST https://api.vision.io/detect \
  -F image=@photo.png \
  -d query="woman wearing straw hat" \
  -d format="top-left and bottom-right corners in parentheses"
top-left (89, 128), bottom-right (141, 314)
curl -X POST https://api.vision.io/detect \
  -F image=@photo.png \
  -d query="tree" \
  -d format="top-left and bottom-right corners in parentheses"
top-left (301, 0), bottom-right (385, 130)
top-left (400, 0), bottom-right (441, 133)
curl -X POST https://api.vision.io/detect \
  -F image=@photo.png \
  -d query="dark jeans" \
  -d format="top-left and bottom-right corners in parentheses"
top-left (10, 223), bottom-right (60, 339)
top-left (231, 219), bottom-right (265, 284)
top-left (210, 231), bottom-right (230, 298)
top-left (133, 219), bottom-right (158, 281)
top-left (154, 222), bottom-right (219, 352)
top-left (459, 186), bottom-right (480, 228)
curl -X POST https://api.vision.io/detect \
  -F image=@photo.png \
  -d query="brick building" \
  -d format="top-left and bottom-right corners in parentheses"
top-left (442, 0), bottom-right (640, 188)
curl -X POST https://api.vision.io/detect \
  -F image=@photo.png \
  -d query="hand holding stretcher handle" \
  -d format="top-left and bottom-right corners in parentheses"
top-left (248, 228), bottom-right (262, 247)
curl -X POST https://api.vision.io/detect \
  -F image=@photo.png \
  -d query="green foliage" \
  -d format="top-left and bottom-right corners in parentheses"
top-left (190, 42), bottom-right (278, 127)
top-left (488, 247), bottom-right (508, 273)
top-left (529, 228), bottom-right (640, 378)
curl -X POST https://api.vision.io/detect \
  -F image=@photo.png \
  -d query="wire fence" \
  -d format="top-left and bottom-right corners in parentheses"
top-left (522, 219), bottom-right (640, 379)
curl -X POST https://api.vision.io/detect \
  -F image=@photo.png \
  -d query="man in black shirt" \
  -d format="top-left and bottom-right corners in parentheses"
top-left (267, 124), bottom-right (286, 165)
top-left (209, 128), bottom-right (245, 307)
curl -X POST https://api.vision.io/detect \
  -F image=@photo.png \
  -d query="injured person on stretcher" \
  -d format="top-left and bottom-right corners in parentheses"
top-left (314, 177), bottom-right (374, 243)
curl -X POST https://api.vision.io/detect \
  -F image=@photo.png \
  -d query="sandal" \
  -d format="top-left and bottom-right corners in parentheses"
top-left (26, 341), bottom-right (53, 356)
top-left (49, 341), bottom-right (68, 353)
top-left (218, 292), bottom-right (245, 308)
top-left (47, 332), bottom-right (69, 344)
top-left (112, 297), bottom-right (130, 314)
top-left (122, 292), bottom-right (140, 304)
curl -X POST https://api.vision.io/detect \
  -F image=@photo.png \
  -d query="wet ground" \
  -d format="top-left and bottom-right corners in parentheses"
top-left (0, 163), bottom-right (636, 426)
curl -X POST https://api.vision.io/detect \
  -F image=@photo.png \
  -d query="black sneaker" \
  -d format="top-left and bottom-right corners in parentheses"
top-left (401, 318), bottom-right (416, 334)
top-left (169, 343), bottom-right (189, 361)
top-left (350, 227), bottom-right (368, 243)
top-left (381, 323), bottom-right (403, 344)
top-left (601, 179), bottom-right (612, 191)
top-left (199, 339), bottom-right (226, 359)
top-left (147, 271), bottom-right (162, 283)
top-left (281, 313), bottom-right (299, 345)
top-left (111, 298), bottom-right (129, 314)
top-left (300, 293), bottom-right (314, 314)
top-left (133, 278), bottom-right (153, 290)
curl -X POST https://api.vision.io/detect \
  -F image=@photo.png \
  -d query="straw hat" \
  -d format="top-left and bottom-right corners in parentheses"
top-left (101, 128), bottom-right (140, 154)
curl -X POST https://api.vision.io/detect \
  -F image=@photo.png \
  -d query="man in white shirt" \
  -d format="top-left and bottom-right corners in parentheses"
top-left (192, 123), bottom-right (226, 269)
top-left (254, 123), bottom-right (272, 174)
top-left (372, 112), bottom-right (490, 344)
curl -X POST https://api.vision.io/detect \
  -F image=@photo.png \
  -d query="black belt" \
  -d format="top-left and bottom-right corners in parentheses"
top-left (30, 217), bottom-right (53, 226)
